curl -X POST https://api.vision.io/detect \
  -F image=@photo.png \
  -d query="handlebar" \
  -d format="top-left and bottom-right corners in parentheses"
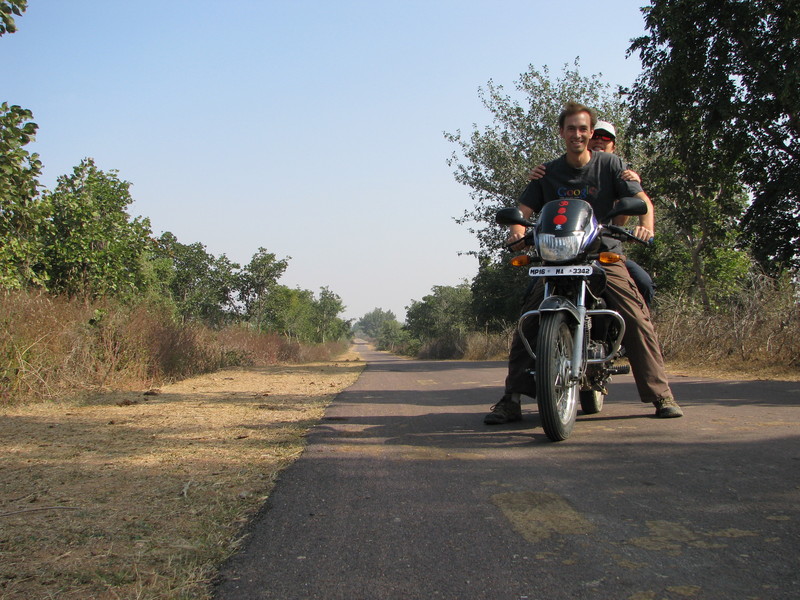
top-left (605, 225), bottom-right (654, 245)
top-left (503, 233), bottom-right (535, 251)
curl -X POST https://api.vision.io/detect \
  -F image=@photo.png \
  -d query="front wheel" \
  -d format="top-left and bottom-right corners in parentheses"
top-left (536, 312), bottom-right (578, 441)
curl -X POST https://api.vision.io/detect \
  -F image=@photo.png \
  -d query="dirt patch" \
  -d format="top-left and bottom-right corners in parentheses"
top-left (0, 348), bottom-right (365, 600)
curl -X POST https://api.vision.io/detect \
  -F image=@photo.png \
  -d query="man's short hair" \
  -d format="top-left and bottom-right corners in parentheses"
top-left (558, 102), bottom-right (597, 129)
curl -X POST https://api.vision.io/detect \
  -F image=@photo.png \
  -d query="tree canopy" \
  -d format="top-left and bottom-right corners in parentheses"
top-left (627, 0), bottom-right (800, 273)
top-left (44, 159), bottom-right (153, 298)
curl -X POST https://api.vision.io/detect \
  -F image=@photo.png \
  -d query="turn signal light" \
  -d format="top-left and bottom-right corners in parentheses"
top-left (510, 255), bottom-right (531, 267)
top-left (598, 252), bottom-right (623, 264)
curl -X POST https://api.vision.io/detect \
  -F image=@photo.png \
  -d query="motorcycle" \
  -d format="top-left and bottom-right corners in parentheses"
top-left (496, 196), bottom-right (649, 441)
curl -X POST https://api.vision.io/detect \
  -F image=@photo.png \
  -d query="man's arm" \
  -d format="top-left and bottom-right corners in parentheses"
top-left (631, 191), bottom-right (655, 242)
top-left (610, 156), bottom-right (651, 236)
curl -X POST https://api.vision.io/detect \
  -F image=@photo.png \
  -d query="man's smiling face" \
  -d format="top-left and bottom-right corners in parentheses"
top-left (559, 111), bottom-right (593, 156)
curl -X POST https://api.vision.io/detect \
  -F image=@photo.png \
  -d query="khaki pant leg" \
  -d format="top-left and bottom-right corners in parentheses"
top-left (602, 261), bottom-right (673, 403)
top-left (504, 281), bottom-right (543, 398)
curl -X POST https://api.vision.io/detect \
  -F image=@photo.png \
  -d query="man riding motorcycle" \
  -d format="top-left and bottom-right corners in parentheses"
top-left (485, 102), bottom-right (683, 424)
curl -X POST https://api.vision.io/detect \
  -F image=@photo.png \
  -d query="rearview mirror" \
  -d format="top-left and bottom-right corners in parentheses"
top-left (605, 197), bottom-right (648, 221)
top-left (496, 207), bottom-right (534, 227)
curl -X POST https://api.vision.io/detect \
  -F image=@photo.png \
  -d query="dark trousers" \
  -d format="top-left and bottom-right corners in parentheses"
top-left (505, 260), bottom-right (673, 403)
top-left (626, 259), bottom-right (654, 306)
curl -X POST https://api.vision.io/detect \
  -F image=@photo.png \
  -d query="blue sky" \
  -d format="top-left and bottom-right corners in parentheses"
top-left (3, 0), bottom-right (648, 321)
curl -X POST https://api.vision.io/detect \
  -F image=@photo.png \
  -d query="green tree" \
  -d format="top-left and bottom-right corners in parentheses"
top-left (354, 308), bottom-right (398, 339)
top-left (154, 232), bottom-right (240, 326)
top-left (376, 319), bottom-right (412, 353)
top-left (470, 256), bottom-right (529, 331)
top-left (259, 285), bottom-right (316, 341)
top-left (43, 159), bottom-right (152, 298)
top-left (627, 0), bottom-right (800, 274)
top-left (0, 4), bottom-right (46, 288)
top-left (239, 247), bottom-right (289, 321)
top-left (627, 128), bottom-right (751, 308)
top-left (313, 286), bottom-right (350, 343)
top-left (0, 102), bottom-right (47, 288)
top-left (0, 0), bottom-right (26, 36)
top-left (404, 283), bottom-right (473, 342)
top-left (258, 285), bottom-right (350, 343)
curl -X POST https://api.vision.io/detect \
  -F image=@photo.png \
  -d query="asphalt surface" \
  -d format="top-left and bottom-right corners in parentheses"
top-left (215, 342), bottom-right (800, 600)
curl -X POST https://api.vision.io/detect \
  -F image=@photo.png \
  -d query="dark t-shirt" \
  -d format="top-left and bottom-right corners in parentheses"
top-left (519, 151), bottom-right (642, 221)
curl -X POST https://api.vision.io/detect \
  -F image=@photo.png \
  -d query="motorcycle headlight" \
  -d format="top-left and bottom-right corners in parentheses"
top-left (537, 233), bottom-right (584, 262)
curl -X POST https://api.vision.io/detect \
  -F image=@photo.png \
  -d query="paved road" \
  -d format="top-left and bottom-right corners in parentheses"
top-left (215, 342), bottom-right (800, 599)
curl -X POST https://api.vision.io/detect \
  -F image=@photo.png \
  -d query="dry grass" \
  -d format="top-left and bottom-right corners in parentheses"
top-left (653, 276), bottom-right (800, 377)
top-left (0, 349), bottom-right (365, 600)
top-left (0, 290), bottom-right (350, 405)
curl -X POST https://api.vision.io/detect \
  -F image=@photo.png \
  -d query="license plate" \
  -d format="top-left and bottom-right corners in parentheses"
top-left (528, 265), bottom-right (593, 277)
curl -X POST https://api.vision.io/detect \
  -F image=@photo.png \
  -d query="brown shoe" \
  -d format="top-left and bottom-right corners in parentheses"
top-left (653, 397), bottom-right (683, 418)
top-left (484, 395), bottom-right (522, 424)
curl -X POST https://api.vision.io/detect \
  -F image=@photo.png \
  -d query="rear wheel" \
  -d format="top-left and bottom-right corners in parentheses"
top-left (579, 390), bottom-right (605, 414)
top-left (536, 312), bottom-right (578, 441)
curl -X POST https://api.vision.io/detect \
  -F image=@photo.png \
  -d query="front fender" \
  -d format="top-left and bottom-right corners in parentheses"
top-left (516, 296), bottom-right (583, 362)
top-left (538, 295), bottom-right (581, 324)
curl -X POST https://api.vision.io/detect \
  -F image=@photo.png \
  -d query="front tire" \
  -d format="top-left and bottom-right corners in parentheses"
top-left (536, 312), bottom-right (578, 441)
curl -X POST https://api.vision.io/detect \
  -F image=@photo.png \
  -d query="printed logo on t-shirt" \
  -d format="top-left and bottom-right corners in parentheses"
top-left (557, 185), bottom-right (598, 199)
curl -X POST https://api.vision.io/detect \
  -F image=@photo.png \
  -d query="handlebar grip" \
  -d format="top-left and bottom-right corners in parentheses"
top-left (504, 233), bottom-right (535, 250)
top-left (606, 225), bottom-right (652, 246)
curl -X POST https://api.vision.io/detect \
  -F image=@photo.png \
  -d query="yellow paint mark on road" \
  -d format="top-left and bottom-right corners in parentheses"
top-left (688, 540), bottom-right (727, 549)
top-left (608, 552), bottom-right (647, 570)
top-left (709, 528), bottom-right (758, 538)
top-left (400, 445), bottom-right (485, 461)
top-left (491, 491), bottom-right (594, 543)
top-left (628, 585), bottom-right (703, 599)
top-left (480, 480), bottom-right (514, 487)
top-left (416, 379), bottom-right (438, 386)
top-left (324, 442), bottom-right (485, 461)
top-left (630, 521), bottom-right (762, 556)
top-left (629, 520), bottom-right (698, 554)
top-left (667, 585), bottom-right (703, 597)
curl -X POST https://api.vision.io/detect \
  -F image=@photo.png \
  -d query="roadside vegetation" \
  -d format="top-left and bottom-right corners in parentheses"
top-left (0, 290), bottom-right (353, 404)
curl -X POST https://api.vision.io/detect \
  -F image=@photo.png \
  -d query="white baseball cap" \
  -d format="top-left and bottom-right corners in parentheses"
top-left (594, 120), bottom-right (616, 139)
